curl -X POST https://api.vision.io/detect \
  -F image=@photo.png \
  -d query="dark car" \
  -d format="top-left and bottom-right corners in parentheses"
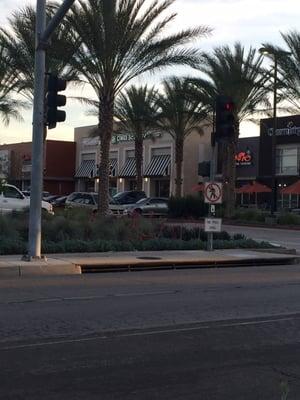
top-left (110, 190), bottom-right (147, 215)
top-left (123, 197), bottom-right (169, 217)
top-left (44, 194), bottom-right (62, 203)
top-left (113, 191), bottom-right (146, 205)
top-left (51, 195), bottom-right (67, 208)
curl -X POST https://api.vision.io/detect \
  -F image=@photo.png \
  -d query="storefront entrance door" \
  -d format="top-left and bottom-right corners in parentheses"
top-left (155, 180), bottom-right (170, 197)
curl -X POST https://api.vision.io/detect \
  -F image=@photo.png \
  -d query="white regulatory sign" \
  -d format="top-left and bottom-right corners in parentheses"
top-left (204, 182), bottom-right (223, 204)
top-left (204, 218), bottom-right (222, 232)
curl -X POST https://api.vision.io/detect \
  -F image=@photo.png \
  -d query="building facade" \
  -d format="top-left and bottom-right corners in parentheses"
top-left (74, 125), bottom-right (212, 197)
top-left (235, 136), bottom-right (259, 185)
top-left (0, 140), bottom-right (76, 195)
top-left (259, 114), bottom-right (300, 209)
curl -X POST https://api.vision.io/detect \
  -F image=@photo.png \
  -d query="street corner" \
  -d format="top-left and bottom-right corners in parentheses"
top-left (0, 258), bottom-right (81, 278)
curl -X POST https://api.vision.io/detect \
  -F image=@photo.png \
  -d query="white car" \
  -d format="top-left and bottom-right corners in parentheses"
top-left (0, 184), bottom-right (53, 214)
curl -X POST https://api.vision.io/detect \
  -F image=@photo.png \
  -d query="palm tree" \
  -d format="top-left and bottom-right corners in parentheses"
top-left (276, 31), bottom-right (300, 111)
top-left (0, 45), bottom-right (27, 125)
top-left (0, 4), bottom-right (79, 101)
top-left (66, 0), bottom-right (210, 214)
top-left (114, 85), bottom-right (159, 191)
top-left (189, 42), bottom-right (270, 217)
top-left (155, 77), bottom-right (207, 197)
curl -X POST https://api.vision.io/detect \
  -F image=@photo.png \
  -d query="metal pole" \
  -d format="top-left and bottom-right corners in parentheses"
top-left (207, 143), bottom-right (215, 251)
top-left (271, 56), bottom-right (278, 215)
top-left (28, 0), bottom-right (46, 259)
top-left (40, 0), bottom-right (76, 46)
top-left (207, 108), bottom-right (216, 252)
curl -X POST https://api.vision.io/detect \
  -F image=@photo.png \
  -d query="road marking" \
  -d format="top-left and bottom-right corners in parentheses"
top-left (1, 314), bottom-right (300, 351)
top-left (6, 290), bottom-right (179, 305)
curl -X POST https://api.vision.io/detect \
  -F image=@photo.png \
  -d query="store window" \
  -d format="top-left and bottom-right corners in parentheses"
top-left (155, 180), bottom-right (170, 197)
top-left (276, 146), bottom-right (299, 175)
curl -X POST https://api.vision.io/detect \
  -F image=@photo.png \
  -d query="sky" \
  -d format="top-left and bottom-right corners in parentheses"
top-left (0, 0), bottom-right (299, 144)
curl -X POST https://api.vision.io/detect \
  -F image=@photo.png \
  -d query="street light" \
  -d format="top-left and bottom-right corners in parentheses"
top-left (259, 47), bottom-right (291, 215)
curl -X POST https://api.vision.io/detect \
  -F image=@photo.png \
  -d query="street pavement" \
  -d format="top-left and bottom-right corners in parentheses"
top-left (1, 265), bottom-right (300, 399)
top-left (223, 224), bottom-right (300, 252)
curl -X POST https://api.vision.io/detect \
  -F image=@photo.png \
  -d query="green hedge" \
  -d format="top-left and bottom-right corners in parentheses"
top-left (0, 208), bottom-right (274, 255)
top-left (0, 237), bottom-right (273, 255)
top-left (168, 195), bottom-right (208, 219)
top-left (277, 213), bottom-right (300, 225)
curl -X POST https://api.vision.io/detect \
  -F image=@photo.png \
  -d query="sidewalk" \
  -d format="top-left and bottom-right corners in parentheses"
top-left (0, 249), bottom-right (299, 278)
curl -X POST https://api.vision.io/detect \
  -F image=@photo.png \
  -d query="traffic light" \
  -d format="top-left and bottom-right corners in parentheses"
top-left (215, 95), bottom-right (235, 141)
top-left (198, 161), bottom-right (210, 177)
top-left (46, 74), bottom-right (67, 129)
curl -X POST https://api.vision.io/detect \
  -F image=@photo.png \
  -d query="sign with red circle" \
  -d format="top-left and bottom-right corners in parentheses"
top-left (204, 182), bottom-right (223, 204)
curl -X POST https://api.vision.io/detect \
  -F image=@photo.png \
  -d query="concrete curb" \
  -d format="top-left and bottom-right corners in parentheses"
top-left (78, 255), bottom-right (299, 273)
top-left (0, 250), bottom-right (299, 277)
top-left (0, 259), bottom-right (81, 278)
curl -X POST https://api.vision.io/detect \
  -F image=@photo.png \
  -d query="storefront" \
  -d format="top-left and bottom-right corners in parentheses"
top-left (235, 137), bottom-right (260, 206)
top-left (259, 115), bottom-right (300, 209)
top-left (74, 124), bottom-right (212, 197)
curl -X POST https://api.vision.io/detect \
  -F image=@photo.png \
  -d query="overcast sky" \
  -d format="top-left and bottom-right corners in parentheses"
top-left (0, 0), bottom-right (299, 144)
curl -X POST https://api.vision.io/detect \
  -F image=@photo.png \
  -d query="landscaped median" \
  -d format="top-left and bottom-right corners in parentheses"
top-left (0, 208), bottom-right (277, 256)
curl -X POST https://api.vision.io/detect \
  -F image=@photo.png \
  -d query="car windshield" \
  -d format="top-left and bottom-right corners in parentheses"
top-left (136, 198), bottom-right (148, 205)
top-left (113, 192), bottom-right (129, 200)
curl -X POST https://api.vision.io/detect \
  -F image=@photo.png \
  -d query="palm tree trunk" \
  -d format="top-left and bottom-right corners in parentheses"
top-left (98, 89), bottom-right (114, 215)
top-left (135, 136), bottom-right (143, 191)
top-left (175, 139), bottom-right (184, 198)
top-left (223, 125), bottom-right (239, 218)
top-left (223, 140), bottom-right (236, 218)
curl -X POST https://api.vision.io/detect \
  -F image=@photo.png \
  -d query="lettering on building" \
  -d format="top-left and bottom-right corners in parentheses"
top-left (267, 121), bottom-right (300, 137)
top-left (235, 149), bottom-right (252, 166)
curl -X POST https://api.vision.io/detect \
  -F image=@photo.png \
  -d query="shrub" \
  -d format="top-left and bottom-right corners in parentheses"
top-left (277, 213), bottom-right (300, 225)
top-left (0, 207), bottom-right (275, 255)
top-left (0, 238), bottom-right (27, 255)
top-left (232, 208), bottom-right (266, 222)
top-left (168, 195), bottom-right (208, 219)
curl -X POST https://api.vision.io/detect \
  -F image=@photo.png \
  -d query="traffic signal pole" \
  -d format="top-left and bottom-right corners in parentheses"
top-left (207, 109), bottom-right (216, 252)
top-left (27, 0), bottom-right (76, 259)
top-left (28, 0), bottom-right (46, 259)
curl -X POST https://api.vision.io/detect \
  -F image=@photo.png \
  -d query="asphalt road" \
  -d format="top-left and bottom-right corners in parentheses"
top-left (223, 224), bottom-right (300, 252)
top-left (1, 265), bottom-right (300, 399)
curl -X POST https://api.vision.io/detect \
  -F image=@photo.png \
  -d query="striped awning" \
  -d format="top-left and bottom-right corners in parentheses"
top-left (119, 157), bottom-right (136, 177)
top-left (144, 155), bottom-right (171, 177)
top-left (75, 159), bottom-right (96, 178)
top-left (109, 158), bottom-right (118, 177)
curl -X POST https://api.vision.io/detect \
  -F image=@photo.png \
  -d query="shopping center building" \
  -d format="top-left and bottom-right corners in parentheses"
top-left (0, 140), bottom-right (76, 195)
top-left (74, 124), bottom-right (212, 197)
top-left (259, 114), bottom-right (300, 209)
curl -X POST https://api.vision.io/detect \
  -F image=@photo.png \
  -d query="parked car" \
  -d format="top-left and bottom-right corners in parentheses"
top-left (110, 190), bottom-right (147, 214)
top-left (113, 190), bottom-right (146, 204)
top-left (22, 190), bottom-right (51, 200)
top-left (0, 184), bottom-right (53, 214)
top-left (123, 197), bottom-right (169, 217)
top-left (44, 194), bottom-right (62, 203)
top-left (65, 192), bottom-right (99, 210)
top-left (51, 195), bottom-right (67, 208)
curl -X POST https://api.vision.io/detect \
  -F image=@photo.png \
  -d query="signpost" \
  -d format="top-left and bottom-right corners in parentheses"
top-left (204, 218), bottom-right (222, 232)
top-left (204, 182), bottom-right (223, 204)
top-left (204, 181), bottom-right (223, 251)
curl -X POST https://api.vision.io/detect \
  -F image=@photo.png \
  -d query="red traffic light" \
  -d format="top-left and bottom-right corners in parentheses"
top-left (225, 102), bottom-right (234, 111)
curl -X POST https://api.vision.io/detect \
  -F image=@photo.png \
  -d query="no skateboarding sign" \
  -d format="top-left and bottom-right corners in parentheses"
top-left (204, 182), bottom-right (223, 204)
